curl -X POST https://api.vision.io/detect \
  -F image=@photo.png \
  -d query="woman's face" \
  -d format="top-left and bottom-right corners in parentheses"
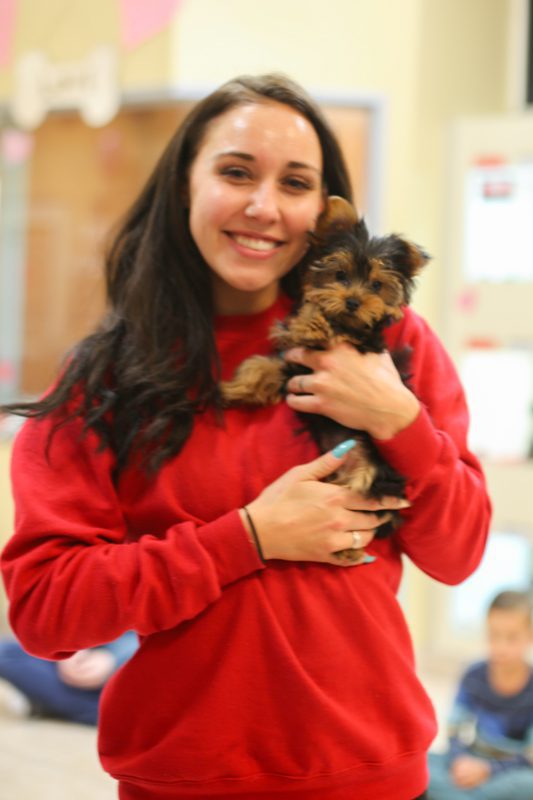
top-left (187, 100), bottom-right (325, 314)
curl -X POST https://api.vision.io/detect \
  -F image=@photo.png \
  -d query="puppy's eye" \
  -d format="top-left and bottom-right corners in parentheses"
top-left (371, 280), bottom-right (383, 292)
top-left (335, 270), bottom-right (349, 285)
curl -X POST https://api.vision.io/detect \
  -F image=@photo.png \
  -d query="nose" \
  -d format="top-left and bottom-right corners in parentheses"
top-left (345, 297), bottom-right (360, 312)
top-left (245, 182), bottom-right (281, 223)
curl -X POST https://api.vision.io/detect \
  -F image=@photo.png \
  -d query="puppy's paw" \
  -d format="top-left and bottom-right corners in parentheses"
top-left (221, 356), bottom-right (285, 406)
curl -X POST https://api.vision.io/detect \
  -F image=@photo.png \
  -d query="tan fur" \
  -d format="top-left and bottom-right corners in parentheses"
top-left (221, 356), bottom-right (286, 406)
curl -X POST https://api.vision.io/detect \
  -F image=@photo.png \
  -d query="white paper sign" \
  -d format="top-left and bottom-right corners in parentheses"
top-left (463, 162), bottom-right (533, 283)
top-left (461, 348), bottom-right (533, 461)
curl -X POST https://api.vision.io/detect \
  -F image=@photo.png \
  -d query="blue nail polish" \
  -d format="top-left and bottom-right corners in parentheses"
top-left (362, 554), bottom-right (377, 564)
top-left (332, 439), bottom-right (357, 458)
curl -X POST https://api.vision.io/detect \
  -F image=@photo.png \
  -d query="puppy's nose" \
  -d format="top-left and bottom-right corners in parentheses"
top-left (345, 297), bottom-right (360, 312)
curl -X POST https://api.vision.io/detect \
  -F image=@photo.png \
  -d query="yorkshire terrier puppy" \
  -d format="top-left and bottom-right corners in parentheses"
top-left (221, 196), bottom-right (429, 563)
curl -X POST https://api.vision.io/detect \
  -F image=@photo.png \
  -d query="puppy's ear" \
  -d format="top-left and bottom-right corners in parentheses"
top-left (312, 196), bottom-right (359, 242)
top-left (386, 237), bottom-right (431, 303)
top-left (396, 239), bottom-right (430, 276)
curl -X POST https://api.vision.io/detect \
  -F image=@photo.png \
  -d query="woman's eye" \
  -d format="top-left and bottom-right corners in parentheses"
top-left (336, 270), bottom-right (349, 284)
top-left (371, 279), bottom-right (382, 292)
top-left (220, 166), bottom-right (251, 181)
top-left (283, 176), bottom-right (312, 192)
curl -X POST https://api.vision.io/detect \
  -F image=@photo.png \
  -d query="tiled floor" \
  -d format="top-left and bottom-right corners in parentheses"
top-left (0, 715), bottom-right (117, 799)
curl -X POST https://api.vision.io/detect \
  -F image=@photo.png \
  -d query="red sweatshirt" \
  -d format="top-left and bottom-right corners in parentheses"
top-left (1, 295), bottom-right (490, 799)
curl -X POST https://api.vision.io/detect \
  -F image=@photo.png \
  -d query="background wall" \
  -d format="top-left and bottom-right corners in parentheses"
top-left (173, 0), bottom-right (510, 325)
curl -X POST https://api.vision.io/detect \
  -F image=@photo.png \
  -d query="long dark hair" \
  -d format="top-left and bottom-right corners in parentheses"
top-left (2, 74), bottom-right (353, 475)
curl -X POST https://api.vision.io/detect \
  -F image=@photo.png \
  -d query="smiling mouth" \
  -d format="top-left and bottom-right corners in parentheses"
top-left (226, 232), bottom-right (284, 252)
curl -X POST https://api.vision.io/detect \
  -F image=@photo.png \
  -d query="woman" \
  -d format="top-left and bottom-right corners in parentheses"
top-left (1, 74), bottom-right (490, 799)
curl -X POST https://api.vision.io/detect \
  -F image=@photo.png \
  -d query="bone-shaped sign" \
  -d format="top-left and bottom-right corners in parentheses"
top-left (11, 45), bottom-right (120, 130)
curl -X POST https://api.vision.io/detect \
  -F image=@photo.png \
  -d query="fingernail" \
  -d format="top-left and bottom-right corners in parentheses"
top-left (332, 439), bottom-right (357, 458)
top-left (362, 554), bottom-right (377, 564)
top-left (393, 499), bottom-right (411, 509)
top-left (278, 350), bottom-right (286, 358)
top-left (383, 497), bottom-right (410, 509)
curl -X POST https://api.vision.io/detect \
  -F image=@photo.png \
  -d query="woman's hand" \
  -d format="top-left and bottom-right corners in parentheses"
top-left (284, 343), bottom-right (420, 440)
top-left (242, 443), bottom-right (408, 565)
top-left (57, 648), bottom-right (116, 689)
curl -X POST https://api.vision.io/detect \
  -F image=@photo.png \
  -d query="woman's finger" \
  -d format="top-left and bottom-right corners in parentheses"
top-left (283, 347), bottom-right (316, 367)
top-left (346, 512), bottom-right (392, 530)
top-left (351, 496), bottom-right (410, 512)
top-left (343, 529), bottom-right (374, 550)
top-left (287, 373), bottom-right (312, 395)
top-left (286, 391), bottom-right (322, 413)
top-left (295, 439), bottom-right (358, 482)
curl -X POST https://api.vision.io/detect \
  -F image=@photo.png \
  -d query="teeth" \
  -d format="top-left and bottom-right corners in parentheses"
top-left (233, 235), bottom-right (278, 251)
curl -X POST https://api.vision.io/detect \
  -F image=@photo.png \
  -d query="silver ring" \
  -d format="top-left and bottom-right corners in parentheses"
top-left (351, 531), bottom-right (363, 548)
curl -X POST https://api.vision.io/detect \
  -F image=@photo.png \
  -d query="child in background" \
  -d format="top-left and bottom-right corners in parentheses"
top-left (428, 590), bottom-right (533, 799)
top-left (0, 631), bottom-right (138, 725)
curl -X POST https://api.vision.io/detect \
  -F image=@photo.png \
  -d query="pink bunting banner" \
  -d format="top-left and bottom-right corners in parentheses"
top-left (0, 0), bottom-right (17, 68)
top-left (119, 0), bottom-right (183, 51)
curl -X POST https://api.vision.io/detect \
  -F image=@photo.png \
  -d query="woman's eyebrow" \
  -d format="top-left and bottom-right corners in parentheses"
top-left (214, 151), bottom-right (321, 175)
top-left (287, 160), bottom-right (322, 175)
top-left (214, 150), bottom-right (254, 162)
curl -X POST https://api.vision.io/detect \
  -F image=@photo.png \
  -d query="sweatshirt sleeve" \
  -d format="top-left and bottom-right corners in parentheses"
top-left (1, 416), bottom-right (264, 660)
top-left (376, 310), bottom-right (491, 584)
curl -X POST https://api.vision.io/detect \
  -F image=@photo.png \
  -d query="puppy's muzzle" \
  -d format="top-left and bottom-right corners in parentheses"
top-left (345, 297), bottom-right (361, 312)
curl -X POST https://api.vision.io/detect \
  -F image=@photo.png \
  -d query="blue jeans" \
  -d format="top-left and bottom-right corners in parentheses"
top-left (0, 638), bottom-right (100, 724)
top-left (428, 752), bottom-right (533, 800)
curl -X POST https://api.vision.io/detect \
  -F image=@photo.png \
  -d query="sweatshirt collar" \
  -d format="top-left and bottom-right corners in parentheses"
top-left (214, 294), bottom-right (293, 339)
